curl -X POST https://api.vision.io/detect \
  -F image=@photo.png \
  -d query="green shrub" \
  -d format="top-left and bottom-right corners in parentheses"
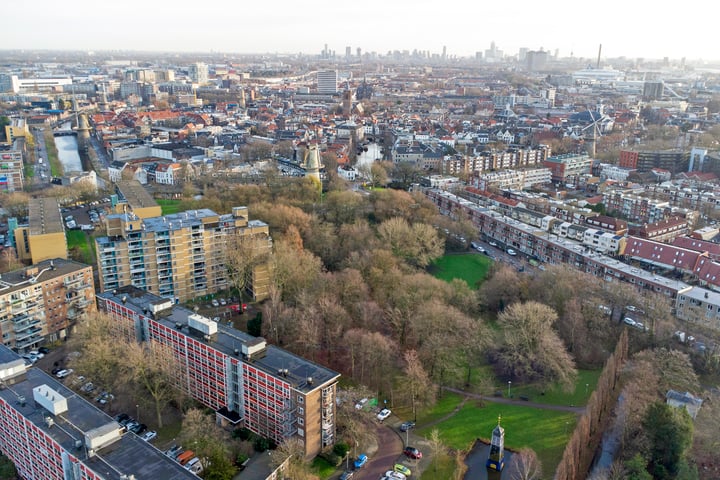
top-left (333, 442), bottom-right (350, 458)
top-left (253, 436), bottom-right (270, 452)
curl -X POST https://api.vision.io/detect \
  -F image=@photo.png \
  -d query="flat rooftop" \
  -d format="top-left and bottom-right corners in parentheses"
top-left (29, 197), bottom-right (63, 235)
top-left (0, 346), bottom-right (195, 480)
top-left (0, 258), bottom-right (91, 296)
top-left (99, 287), bottom-right (339, 393)
top-left (116, 181), bottom-right (158, 209)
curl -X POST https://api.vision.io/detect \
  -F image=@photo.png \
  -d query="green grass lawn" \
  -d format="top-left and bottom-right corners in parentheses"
top-left (311, 456), bottom-right (336, 479)
top-left (157, 199), bottom-right (183, 215)
top-left (415, 392), bottom-right (465, 425)
top-left (504, 369), bottom-right (602, 406)
top-left (66, 230), bottom-right (93, 264)
top-left (417, 401), bottom-right (575, 473)
top-left (420, 453), bottom-right (460, 480)
top-left (430, 253), bottom-right (493, 289)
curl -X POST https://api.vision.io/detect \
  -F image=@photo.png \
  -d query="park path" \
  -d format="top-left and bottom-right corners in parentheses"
top-left (441, 386), bottom-right (586, 415)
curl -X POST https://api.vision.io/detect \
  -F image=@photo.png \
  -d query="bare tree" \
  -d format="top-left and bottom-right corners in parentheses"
top-left (377, 217), bottom-right (444, 268)
top-left (401, 350), bottom-right (436, 421)
top-left (124, 340), bottom-right (183, 428)
top-left (508, 448), bottom-right (543, 480)
top-left (224, 230), bottom-right (271, 298)
top-left (495, 301), bottom-right (577, 390)
top-left (427, 428), bottom-right (446, 474)
top-left (270, 438), bottom-right (315, 479)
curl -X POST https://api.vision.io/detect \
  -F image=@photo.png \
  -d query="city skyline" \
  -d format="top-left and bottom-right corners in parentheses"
top-left (4, 0), bottom-right (718, 63)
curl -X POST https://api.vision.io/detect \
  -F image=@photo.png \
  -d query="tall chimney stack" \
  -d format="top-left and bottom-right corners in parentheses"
top-left (597, 44), bottom-right (602, 69)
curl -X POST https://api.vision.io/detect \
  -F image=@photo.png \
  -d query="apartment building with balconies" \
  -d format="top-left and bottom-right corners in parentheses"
top-left (95, 206), bottom-right (271, 303)
top-left (0, 346), bottom-right (197, 480)
top-left (0, 148), bottom-right (24, 193)
top-left (0, 258), bottom-right (95, 353)
top-left (97, 287), bottom-right (339, 458)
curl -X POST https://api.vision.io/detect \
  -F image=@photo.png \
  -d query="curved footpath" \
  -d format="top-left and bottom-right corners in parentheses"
top-left (442, 386), bottom-right (586, 414)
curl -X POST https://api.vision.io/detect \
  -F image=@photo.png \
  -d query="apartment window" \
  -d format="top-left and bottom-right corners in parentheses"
top-left (297, 395), bottom-right (304, 404)
top-left (297, 428), bottom-right (304, 437)
top-left (298, 407), bottom-right (304, 416)
top-left (298, 418), bottom-right (304, 426)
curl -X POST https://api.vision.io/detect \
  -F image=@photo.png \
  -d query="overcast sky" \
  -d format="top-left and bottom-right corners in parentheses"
top-left (4, 0), bottom-right (716, 62)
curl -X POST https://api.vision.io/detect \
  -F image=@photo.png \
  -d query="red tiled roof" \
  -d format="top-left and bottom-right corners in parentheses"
top-left (623, 236), bottom-right (703, 271)
top-left (672, 236), bottom-right (720, 260)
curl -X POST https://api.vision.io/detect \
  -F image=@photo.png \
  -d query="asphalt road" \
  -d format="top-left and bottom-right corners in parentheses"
top-left (353, 420), bottom-right (403, 480)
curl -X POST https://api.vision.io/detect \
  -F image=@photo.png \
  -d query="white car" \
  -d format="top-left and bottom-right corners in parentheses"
top-left (626, 305), bottom-right (639, 312)
top-left (507, 248), bottom-right (517, 256)
top-left (488, 241), bottom-right (498, 247)
top-left (354, 398), bottom-right (368, 410)
top-left (385, 471), bottom-right (407, 480)
top-left (377, 408), bottom-right (391, 421)
top-left (623, 317), bottom-right (637, 327)
top-left (56, 368), bottom-right (74, 379)
top-left (141, 430), bottom-right (157, 442)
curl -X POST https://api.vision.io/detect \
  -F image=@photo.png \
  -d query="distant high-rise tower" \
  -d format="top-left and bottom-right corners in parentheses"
top-left (356, 47), bottom-right (362, 58)
top-left (317, 70), bottom-right (338, 94)
top-left (486, 416), bottom-right (505, 471)
top-left (442, 45), bottom-right (447, 59)
top-left (238, 88), bottom-right (246, 108)
top-left (346, 46), bottom-right (351, 59)
top-left (188, 62), bottom-right (208, 84)
top-left (526, 50), bottom-right (548, 71)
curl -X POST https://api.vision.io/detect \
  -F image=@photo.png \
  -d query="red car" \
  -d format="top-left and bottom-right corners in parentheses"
top-left (230, 304), bottom-right (247, 313)
top-left (403, 446), bottom-right (422, 459)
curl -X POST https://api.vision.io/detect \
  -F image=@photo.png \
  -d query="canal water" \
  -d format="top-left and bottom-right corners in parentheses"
top-left (55, 124), bottom-right (83, 173)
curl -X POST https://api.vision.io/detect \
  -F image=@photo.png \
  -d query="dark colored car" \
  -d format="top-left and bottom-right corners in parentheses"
top-left (399, 421), bottom-right (415, 432)
top-left (114, 413), bottom-right (130, 424)
top-left (403, 446), bottom-right (423, 460)
top-left (130, 423), bottom-right (147, 435)
top-left (38, 347), bottom-right (50, 355)
top-left (339, 471), bottom-right (354, 480)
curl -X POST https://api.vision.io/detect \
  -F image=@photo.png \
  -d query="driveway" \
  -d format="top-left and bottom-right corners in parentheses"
top-left (353, 419), bottom-right (403, 480)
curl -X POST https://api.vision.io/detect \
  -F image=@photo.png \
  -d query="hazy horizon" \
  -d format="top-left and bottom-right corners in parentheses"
top-left (4, 0), bottom-right (718, 62)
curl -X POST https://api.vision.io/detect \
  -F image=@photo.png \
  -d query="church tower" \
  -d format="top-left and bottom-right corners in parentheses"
top-left (486, 416), bottom-right (505, 471)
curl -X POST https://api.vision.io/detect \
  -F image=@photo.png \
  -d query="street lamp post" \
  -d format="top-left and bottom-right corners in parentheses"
top-left (507, 381), bottom-right (512, 398)
top-left (585, 383), bottom-right (589, 396)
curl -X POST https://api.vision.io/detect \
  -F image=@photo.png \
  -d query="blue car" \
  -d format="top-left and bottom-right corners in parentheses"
top-left (354, 454), bottom-right (368, 469)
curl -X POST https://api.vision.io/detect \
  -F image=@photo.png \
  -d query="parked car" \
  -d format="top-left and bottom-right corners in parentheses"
top-left (38, 347), bottom-right (50, 355)
top-left (114, 413), bottom-right (130, 425)
top-left (354, 398), bottom-right (368, 410)
top-left (165, 445), bottom-right (183, 459)
top-left (403, 446), bottom-right (423, 459)
top-left (488, 241), bottom-right (498, 247)
top-left (623, 317), bottom-right (637, 327)
top-left (339, 471), bottom-right (355, 480)
top-left (353, 454), bottom-right (368, 469)
top-left (29, 350), bottom-right (44, 359)
top-left (384, 471), bottom-right (406, 480)
top-left (377, 408), bottom-right (391, 421)
top-left (55, 368), bottom-right (73, 379)
top-left (219, 298), bottom-right (227, 306)
top-left (625, 305), bottom-right (640, 313)
top-left (141, 430), bottom-right (157, 442)
top-left (130, 423), bottom-right (147, 435)
top-left (211, 299), bottom-right (219, 307)
top-left (507, 248), bottom-right (517, 256)
top-left (399, 421), bottom-right (415, 432)
top-left (394, 464), bottom-right (412, 476)
top-left (80, 382), bottom-right (95, 393)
